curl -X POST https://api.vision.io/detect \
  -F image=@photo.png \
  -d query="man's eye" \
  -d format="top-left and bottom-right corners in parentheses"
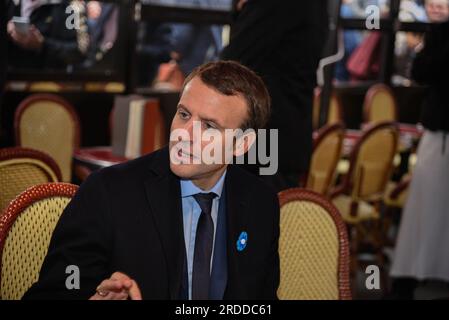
top-left (178, 110), bottom-right (189, 120)
top-left (204, 122), bottom-right (216, 130)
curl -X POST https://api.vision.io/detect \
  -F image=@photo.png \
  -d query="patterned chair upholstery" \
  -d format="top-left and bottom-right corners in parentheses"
top-left (0, 183), bottom-right (78, 300)
top-left (307, 123), bottom-right (345, 195)
top-left (15, 94), bottom-right (81, 182)
top-left (363, 84), bottom-right (398, 124)
top-left (313, 88), bottom-right (343, 130)
top-left (277, 189), bottom-right (351, 300)
top-left (0, 147), bottom-right (62, 213)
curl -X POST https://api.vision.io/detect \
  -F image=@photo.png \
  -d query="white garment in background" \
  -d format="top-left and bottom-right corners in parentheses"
top-left (391, 130), bottom-right (449, 281)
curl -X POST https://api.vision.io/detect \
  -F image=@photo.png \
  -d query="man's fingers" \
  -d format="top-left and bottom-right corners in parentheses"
top-left (97, 279), bottom-right (125, 293)
top-left (110, 272), bottom-right (142, 300)
top-left (90, 290), bottom-right (128, 300)
top-left (91, 272), bottom-right (142, 300)
top-left (110, 271), bottom-right (131, 281)
top-left (128, 280), bottom-right (142, 300)
top-left (110, 272), bottom-right (133, 290)
top-left (7, 21), bottom-right (15, 34)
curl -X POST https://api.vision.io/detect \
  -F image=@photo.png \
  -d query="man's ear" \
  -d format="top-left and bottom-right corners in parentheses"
top-left (233, 130), bottom-right (257, 158)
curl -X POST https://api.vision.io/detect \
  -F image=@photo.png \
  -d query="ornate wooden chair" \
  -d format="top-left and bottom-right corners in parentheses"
top-left (0, 147), bottom-right (62, 213)
top-left (15, 94), bottom-right (81, 182)
top-left (306, 123), bottom-right (345, 195)
top-left (363, 84), bottom-right (398, 125)
top-left (278, 188), bottom-right (351, 300)
top-left (0, 183), bottom-right (78, 300)
top-left (331, 122), bottom-right (399, 272)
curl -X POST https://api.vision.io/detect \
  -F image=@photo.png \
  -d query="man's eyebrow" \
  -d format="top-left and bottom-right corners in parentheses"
top-left (177, 103), bottom-right (190, 112)
top-left (177, 103), bottom-right (224, 129)
top-left (200, 116), bottom-right (224, 129)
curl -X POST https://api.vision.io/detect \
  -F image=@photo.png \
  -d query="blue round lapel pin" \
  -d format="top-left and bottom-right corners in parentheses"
top-left (237, 232), bottom-right (248, 252)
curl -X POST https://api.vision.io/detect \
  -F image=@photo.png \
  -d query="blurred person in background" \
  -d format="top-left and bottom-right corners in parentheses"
top-left (221, 0), bottom-right (328, 191)
top-left (394, 0), bottom-right (427, 85)
top-left (335, 0), bottom-right (364, 82)
top-left (136, 0), bottom-right (224, 88)
top-left (169, 22), bottom-right (222, 76)
top-left (6, 0), bottom-right (89, 71)
top-left (135, 22), bottom-right (174, 87)
top-left (390, 4), bottom-right (449, 299)
top-left (80, 1), bottom-right (118, 70)
top-left (425, 0), bottom-right (449, 21)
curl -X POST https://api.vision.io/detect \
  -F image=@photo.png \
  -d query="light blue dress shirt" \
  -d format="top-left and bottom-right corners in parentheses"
top-left (180, 171), bottom-right (226, 300)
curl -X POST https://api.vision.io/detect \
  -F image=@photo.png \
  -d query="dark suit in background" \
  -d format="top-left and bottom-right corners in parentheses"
top-left (23, 148), bottom-right (280, 299)
top-left (221, 0), bottom-right (328, 190)
top-left (0, 0), bottom-right (7, 102)
top-left (411, 20), bottom-right (449, 133)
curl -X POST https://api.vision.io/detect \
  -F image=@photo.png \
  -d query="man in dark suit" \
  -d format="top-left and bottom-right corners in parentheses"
top-left (221, 0), bottom-right (328, 190)
top-left (23, 61), bottom-right (280, 300)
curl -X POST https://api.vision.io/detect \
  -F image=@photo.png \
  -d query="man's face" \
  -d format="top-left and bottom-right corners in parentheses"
top-left (169, 76), bottom-right (249, 189)
top-left (426, 0), bottom-right (449, 22)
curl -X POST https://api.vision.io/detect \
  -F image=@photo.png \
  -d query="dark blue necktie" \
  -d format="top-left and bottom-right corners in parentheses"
top-left (192, 192), bottom-right (217, 300)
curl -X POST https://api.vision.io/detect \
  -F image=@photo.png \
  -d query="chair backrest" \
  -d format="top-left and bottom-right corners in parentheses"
top-left (15, 94), bottom-right (81, 182)
top-left (345, 122), bottom-right (399, 201)
top-left (307, 123), bottom-right (345, 195)
top-left (0, 183), bottom-right (78, 300)
top-left (313, 88), bottom-right (343, 130)
top-left (277, 189), bottom-right (351, 300)
top-left (0, 147), bottom-right (62, 213)
top-left (363, 84), bottom-right (398, 124)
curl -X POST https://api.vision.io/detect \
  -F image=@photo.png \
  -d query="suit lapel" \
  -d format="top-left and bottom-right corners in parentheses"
top-left (224, 166), bottom-right (250, 299)
top-left (143, 151), bottom-right (185, 299)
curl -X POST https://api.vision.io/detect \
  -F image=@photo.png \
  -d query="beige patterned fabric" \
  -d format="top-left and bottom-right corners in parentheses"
top-left (328, 96), bottom-right (341, 125)
top-left (307, 130), bottom-right (343, 195)
top-left (19, 101), bottom-right (76, 182)
top-left (313, 93), bottom-right (341, 129)
top-left (0, 159), bottom-right (58, 213)
top-left (0, 197), bottom-right (70, 300)
top-left (352, 128), bottom-right (397, 199)
top-left (278, 201), bottom-right (339, 300)
top-left (367, 91), bottom-right (396, 123)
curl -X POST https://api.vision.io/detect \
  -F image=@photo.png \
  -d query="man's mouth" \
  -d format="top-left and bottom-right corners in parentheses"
top-left (177, 147), bottom-right (199, 161)
top-left (178, 149), bottom-right (190, 158)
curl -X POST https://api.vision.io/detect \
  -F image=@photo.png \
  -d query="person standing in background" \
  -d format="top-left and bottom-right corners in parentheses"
top-left (221, 0), bottom-right (328, 191)
top-left (390, 8), bottom-right (449, 299)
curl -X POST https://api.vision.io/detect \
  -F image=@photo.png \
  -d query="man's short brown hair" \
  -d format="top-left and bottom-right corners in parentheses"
top-left (182, 61), bottom-right (271, 130)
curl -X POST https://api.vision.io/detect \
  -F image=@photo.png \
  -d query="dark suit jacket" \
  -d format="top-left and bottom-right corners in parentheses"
top-left (7, 1), bottom-right (88, 70)
top-left (23, 147), bottom-right (280, 300)
top-left (221, 0), bottom-right (328, 178)
top-left (411, 21), bottom-right (449, 133)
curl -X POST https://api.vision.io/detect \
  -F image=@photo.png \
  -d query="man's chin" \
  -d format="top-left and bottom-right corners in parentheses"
top-left (169, 162), bottom-right (197, 180)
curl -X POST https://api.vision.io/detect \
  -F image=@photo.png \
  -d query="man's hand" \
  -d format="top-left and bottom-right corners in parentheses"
top-left (89, 272), bottom-right (142, 300)
top-left (7, 21), bottom-right (44, 51)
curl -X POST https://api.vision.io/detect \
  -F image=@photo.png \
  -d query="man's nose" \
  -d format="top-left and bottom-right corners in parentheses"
top-left (183, 119), bottom-right (194, 137)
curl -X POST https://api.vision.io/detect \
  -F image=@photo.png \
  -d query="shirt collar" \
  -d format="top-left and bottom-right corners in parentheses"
top-left (180, 170), bottom-right (227, 199)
